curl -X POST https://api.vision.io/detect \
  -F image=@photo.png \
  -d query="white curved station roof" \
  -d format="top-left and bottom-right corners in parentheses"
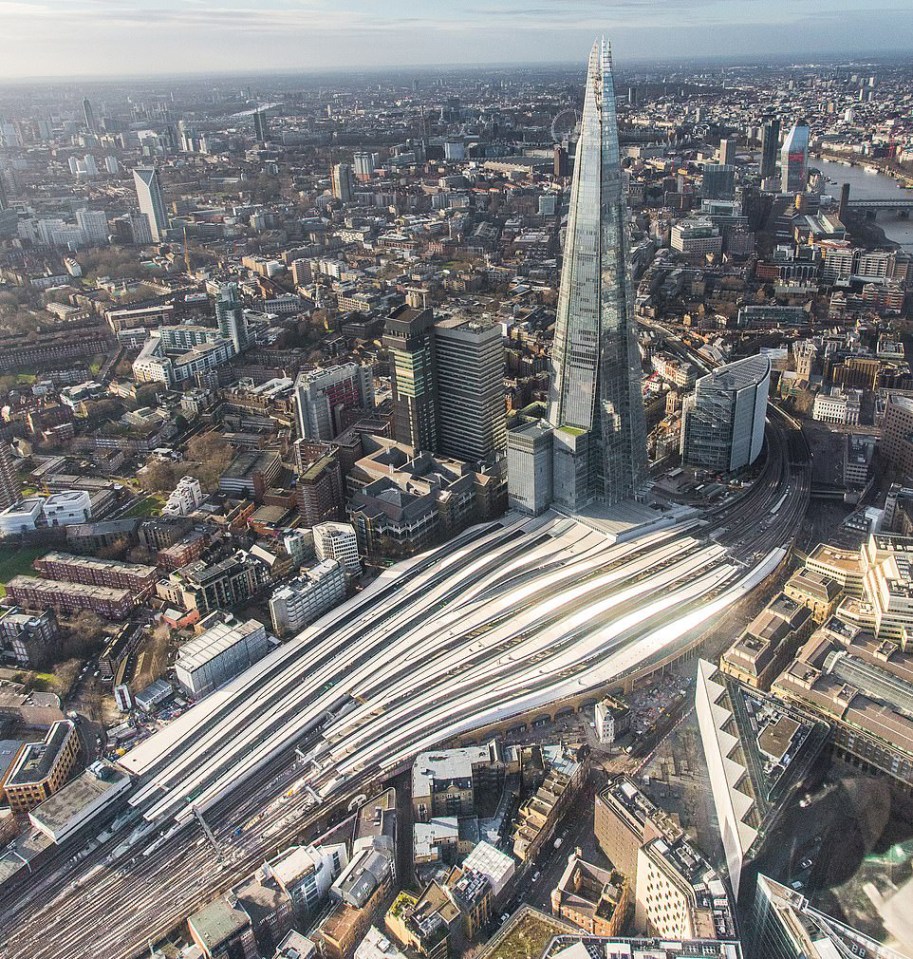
top-left (119, 511), bottom-right (783, 825)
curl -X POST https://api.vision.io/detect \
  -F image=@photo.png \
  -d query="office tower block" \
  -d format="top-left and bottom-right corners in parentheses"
top-left (0, 173), bottom-right (8, 211)
top-left (331, 163), bottom-right (354, 203)
top-left (129, 212), bottom-right (154, 245)
top-left (353, 151), bottom-right (377, 181)
top-left (554, 145), bottom-right (569, 178)
top-left (780, 120), bottom-right (810, 194)
top-left (434, 315), bottom-right (507, 462)
top-left (269, 561), bottom-right (346, 637)
top-left (544, 39), bottom-right (647, 510)
top-left (75, 209), bottom-right (108, 245)
top-left (133, 167), bottom-right (169, 242)
top-left (837, 182), bottom-right (850, 221)
top-left (539, 194), bottom-right (559, 217)
top-left (0, 442), bottom-right (21, 509)
top-left (384, 305), bottom-right (438, 452)
top-left (253, 110), bottom-right (269, 143)
top-left (444, 139), bottom-right (465, 161)
top-left (215, 282), bottom-right (248, 355)
top-left (681, 354), bottom-right (770, 473)
top-left (104, 155), bottom-right (119, 174)
top-left (83, 154), bottom-right (98, 177)
top-left (312, 521), bottom-right (361, 574)
top-left (507, 422), bottom-right (554, 515)
top-left (291, 259), bottom-right (312, 287)
top-left (294, 441), bottom-right (345, 527)
top-left (702, 163), bottom-right (735, 200)
top-left (0, 209), bottom-right (16, 240)
top-left (759, 117), bottom-right (780, 180)
top-left (718, 138), bottom-right (736, 165)
top-left (68, 156), bottom-right (80, 176)
top-left (294, 364), bottom-right (374, 441)
top-left (82, 97), bottom-right (97, 135)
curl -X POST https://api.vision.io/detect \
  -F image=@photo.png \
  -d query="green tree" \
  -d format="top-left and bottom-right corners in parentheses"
top-left (139, 460), bottom-right (176, 493)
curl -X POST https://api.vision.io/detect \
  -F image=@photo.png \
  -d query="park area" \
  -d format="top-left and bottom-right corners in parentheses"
top-left (0, 544), bottom-right (46, 597)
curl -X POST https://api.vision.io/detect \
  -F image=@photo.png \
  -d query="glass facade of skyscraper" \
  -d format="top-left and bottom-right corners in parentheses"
top-left (780, 121), bottom-right (809, 194)
top-left (546, 40), bottom-right (647, 509)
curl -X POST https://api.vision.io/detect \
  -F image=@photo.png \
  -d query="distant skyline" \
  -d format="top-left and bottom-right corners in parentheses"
top-left (0, 0), bottom-right (912, 80)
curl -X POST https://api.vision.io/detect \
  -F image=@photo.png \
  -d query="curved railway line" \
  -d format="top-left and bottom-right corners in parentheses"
top-left (0, 406), bottom-right (810, 959)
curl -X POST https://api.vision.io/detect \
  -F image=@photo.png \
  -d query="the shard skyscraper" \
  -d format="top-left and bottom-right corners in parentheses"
top-left (546, 39), bottom-right (647, 511)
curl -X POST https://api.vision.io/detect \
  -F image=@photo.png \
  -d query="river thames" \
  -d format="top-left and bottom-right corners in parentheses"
top-left (814, 157), bottom-right (913, 251)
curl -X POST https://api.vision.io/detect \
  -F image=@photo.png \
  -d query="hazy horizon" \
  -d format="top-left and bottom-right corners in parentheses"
top-left (0, 0), bottom-right (911, 81)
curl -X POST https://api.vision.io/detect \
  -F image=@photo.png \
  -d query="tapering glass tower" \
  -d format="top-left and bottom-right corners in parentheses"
top-left (780, 120), bottom-right (809, 194)
top-left (546, 39), bottom-right (647, 509)
top-left (133, 167), bottom-right (169, 243)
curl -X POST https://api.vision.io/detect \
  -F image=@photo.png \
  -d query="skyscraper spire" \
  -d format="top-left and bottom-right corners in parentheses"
top-left (545, 39), bottom-right (647, 510)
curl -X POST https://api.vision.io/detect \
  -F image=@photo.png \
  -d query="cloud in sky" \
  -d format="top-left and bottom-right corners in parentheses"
top-left (0, 0), bottom-right (911, 78)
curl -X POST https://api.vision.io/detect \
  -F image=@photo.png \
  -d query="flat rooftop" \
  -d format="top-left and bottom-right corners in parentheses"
top-left (543, 937), bottom-right (743, 959)
top-left (808, 544), bottom-right (861, 573)
top-left (176, 618), bottom-right (264, 673)
top-left (354, 786), bottom-right (396, 843)
top-left (568, 498), bottom-right (694, 542)
top-left (188, 898), bottom-right (250, 951)
top-left (29, 762), bottom-right (130, 836)
top-left (6, 576), bottom-right (133, 604)
top-left (221, 449), bottom-right (280, 480)
top-left (37, 551), bottom-right (157, 580)
top-left (412, 744), bottom-right (495, 798)
top-left (6, 722), bottom-right (74, 787)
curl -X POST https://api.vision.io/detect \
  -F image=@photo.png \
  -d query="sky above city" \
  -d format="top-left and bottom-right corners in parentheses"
top-left (0, 0), bottom-right (912, 79)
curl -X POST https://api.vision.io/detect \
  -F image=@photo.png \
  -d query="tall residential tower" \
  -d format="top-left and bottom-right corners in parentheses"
top-left (331, 163), bottom-right (354, 203)
top-left (542, 39), bottom-right (648, 511)
top-left (82, 97), bottom-right (97, 135)
top-left (253, 110), bottom-right (269, 143)
top-left (133, 167), bottom-right (169, 242)
top-left (215, 283), bottom-right (249, 355)
top-left (0, 442), bottom-right (20, 509)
